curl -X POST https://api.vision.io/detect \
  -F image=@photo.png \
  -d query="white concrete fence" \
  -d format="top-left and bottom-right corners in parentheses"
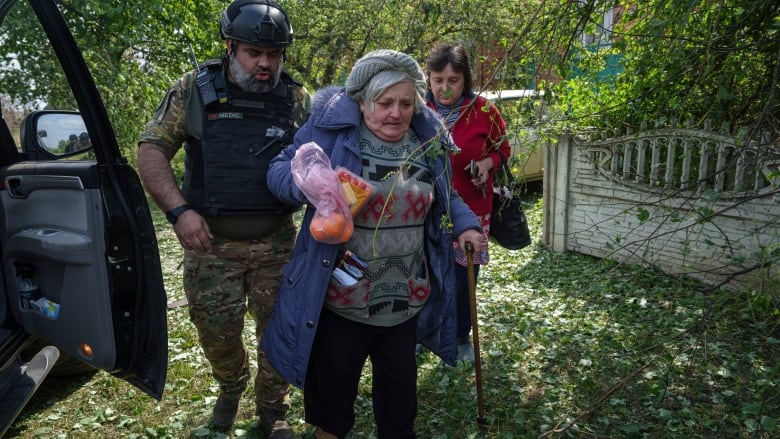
top-left (542, 127), bottom-right (780, 291)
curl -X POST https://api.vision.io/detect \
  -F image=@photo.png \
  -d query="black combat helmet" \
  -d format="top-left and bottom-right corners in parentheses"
top-left (219, 0), bottom-right (292, 48)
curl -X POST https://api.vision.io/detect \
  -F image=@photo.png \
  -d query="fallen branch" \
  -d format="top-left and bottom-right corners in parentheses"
top-left (537, 320), bottom-right (703, 438)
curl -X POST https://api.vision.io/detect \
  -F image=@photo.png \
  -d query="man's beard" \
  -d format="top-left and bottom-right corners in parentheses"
top-left (229, 56), bottom-right (282, 93)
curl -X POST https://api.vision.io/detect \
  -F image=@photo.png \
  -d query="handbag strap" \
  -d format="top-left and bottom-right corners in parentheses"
top-left (496, 152), bottom-right (515, 185)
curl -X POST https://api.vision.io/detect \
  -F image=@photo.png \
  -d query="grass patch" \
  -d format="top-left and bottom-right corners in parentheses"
top-left (6, 192), bottom-right (779, 438)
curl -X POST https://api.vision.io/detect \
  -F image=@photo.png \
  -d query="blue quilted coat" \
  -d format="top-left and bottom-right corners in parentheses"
top-left (262, 86), bottom-right (481, 388)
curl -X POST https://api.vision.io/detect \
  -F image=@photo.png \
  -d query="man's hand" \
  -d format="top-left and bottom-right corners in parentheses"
top-left (173, 210), bottom-right (213, 252)
top-left (137, 143), bottom-right (213, 251)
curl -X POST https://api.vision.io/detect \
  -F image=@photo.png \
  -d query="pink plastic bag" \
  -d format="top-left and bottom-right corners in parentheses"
top-left (291, 142), bottom-right (354, 244)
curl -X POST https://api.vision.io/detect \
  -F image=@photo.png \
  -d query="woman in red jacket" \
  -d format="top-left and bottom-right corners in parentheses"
top-left (424, 43), bottom-right (511, 364)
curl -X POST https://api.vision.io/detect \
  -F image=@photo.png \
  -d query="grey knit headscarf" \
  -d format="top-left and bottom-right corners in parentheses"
top-left (345, 49), bottom-right (426, 99)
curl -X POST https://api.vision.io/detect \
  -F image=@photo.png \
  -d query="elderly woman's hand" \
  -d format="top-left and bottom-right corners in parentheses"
top-left (457, 228), bottom-right (484, 254)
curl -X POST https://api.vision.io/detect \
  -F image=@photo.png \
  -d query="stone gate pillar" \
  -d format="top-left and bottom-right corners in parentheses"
top-left (543, 133), bottom-right (572, 252)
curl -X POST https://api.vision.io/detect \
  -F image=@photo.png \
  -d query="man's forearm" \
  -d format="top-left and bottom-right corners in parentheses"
top-left (137, 143), bottom-right (187, 211)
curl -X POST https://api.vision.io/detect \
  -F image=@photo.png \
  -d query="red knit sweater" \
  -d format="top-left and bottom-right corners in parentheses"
top-left (426, 95), bottom-right (511, 216)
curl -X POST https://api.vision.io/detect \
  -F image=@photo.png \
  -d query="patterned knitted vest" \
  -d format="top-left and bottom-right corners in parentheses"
top-left (325, 125), bottom-right (434, 327)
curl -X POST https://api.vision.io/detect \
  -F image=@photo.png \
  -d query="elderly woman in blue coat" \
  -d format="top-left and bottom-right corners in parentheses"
top-left (263, 49), bottom-right (483, 439)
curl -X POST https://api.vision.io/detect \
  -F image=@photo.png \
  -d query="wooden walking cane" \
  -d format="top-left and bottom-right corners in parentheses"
top-left (464, 241), bottom-right (487, 429)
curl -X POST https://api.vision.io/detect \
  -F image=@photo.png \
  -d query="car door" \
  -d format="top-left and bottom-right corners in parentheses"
top-left (0, 0), bottom-right (167, 400)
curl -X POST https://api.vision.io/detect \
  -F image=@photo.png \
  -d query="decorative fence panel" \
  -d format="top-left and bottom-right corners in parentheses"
top-left (542, 128), bottom-right (780, 291)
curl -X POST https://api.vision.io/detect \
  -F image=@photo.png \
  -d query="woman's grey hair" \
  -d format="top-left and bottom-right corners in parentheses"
top-left (352, 70), bottom-right (425, 114)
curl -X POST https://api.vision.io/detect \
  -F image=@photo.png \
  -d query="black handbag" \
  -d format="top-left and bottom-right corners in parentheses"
top-left (490, 153), bottom-right (532, 250)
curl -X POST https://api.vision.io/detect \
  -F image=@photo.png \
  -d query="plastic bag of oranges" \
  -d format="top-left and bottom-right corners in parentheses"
top-left (291, 142), bottom-right (354, 244)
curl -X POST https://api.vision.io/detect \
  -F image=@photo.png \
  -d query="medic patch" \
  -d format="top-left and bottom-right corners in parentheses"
top-left (208, 112), bottom-right (243, 120)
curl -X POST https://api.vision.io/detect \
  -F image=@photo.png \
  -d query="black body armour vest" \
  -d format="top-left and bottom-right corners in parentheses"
top-left (182, 60), bottom-right (297, 217)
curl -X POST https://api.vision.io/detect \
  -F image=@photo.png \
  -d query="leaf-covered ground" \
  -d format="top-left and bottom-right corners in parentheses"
top-left (7, 193), bottom-right (779, 438)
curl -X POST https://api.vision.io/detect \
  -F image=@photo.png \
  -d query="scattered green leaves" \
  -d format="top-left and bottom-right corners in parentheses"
top-left (6, 193), bottom-right (779, 438)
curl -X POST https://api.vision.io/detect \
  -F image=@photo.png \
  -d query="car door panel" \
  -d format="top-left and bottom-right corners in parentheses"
top-left (2, 165), bottom-right (118, 371)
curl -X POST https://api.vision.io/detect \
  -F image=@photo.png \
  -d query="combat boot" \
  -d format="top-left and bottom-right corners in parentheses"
top-left (258, 408), bottom-right (294, 438)
top-left (212, 395), bottom-right (240, 430)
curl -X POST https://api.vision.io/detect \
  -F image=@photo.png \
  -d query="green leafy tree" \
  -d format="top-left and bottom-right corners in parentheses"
top-left (1, 0), bottom-right (223, 165)
top-left (3, 0), bottom-right (777, 153)
top-left (282, 0), bottom-right (536, 90)
top-left (553, 0), bottom-right (779, 139)
top-left (58, 0), bottom-right (225, 166)
top-left (3, 0), bottom-right (539, 161)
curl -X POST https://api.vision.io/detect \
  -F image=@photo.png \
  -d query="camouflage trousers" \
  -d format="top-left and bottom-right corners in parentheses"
top-left (183, 221), bottom-right (295, 413)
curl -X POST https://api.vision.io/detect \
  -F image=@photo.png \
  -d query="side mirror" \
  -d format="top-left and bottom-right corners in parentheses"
top-left (20, 110), bottom-right (91, 158)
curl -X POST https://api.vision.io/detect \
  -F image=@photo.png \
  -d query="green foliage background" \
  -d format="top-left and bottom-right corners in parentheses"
top-left (561, 0), bottom-right (779, 137)
top-left (2, 0), bottom-right (776, 166)
top-left (6, 195), bottom-right (779, 438)
top-left (1, 1), bottom-right (778, 436)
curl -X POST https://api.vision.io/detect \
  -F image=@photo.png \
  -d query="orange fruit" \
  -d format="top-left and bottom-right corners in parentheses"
top-left (339, 220), bottom-right (354, 242)
top-left (310, 211), bottom-right (353, 243)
